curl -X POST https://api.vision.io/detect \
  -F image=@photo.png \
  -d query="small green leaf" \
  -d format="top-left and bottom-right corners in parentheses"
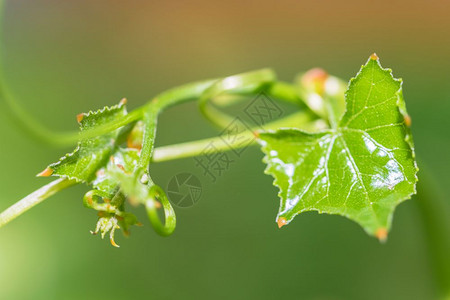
top-left (259, 55), bottom-right (418, 240)
top-left (44, 102), bottom-right (127, 182)
top-left (39, 101), bottom-right (145, 245)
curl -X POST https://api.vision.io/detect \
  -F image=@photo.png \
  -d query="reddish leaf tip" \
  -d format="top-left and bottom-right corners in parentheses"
top-left (277, 217), bottom-right (287, 228)
top-left (119, 98), bottom-right (127, 105)
top-left (404, 115), bottom-right (412, 127)
top-left (370, 53), bottom-right (379, 60)
top-left (37, 168), bottom-right (53, 177)
top-left (375, 228), bottom-right (388, 243)
top-left (76, 113), bottom-right (84, 123)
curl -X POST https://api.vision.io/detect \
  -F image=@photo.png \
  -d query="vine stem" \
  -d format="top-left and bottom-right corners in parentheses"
top-left (0, 109), bottom-right (314, 228)
top-left (0, 178), bottom-right (76, 228)
top-left (152, 111), bottom-right (314, 162)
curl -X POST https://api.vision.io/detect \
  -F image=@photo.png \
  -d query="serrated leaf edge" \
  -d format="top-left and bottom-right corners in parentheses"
top-left (45, 101), bottom-right (128, 183)
top-left (257, 55), bottom-right (419, 235)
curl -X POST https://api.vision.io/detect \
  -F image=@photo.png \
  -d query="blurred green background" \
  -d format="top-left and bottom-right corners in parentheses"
top-left (0, 0), bottom-right (449, 299)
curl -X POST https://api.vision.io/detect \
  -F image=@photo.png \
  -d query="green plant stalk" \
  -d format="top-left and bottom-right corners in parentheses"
top-left (0, 178), bottom-right (76, 228)
top-left (0, 109), bottom-right (315, 229)
top-left (416, 167), bottom-right (450, 300)
top-left (136, 105), bottom-right (177, 236)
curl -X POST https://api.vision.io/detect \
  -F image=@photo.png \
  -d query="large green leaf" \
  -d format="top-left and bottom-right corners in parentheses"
top-left (258, 55), bottom-right (418, 240)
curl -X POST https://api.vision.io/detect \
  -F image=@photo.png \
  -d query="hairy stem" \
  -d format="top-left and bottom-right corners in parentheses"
top-left (0, 178), bottom-right (77, 228)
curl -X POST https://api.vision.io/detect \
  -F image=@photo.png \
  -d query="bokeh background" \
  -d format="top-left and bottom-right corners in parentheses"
top-left (0, 0), bottom-right (449, 299)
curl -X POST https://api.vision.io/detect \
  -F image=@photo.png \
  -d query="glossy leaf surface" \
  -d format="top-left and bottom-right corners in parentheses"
top-left (259, 55), bottom-right (418, 239)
